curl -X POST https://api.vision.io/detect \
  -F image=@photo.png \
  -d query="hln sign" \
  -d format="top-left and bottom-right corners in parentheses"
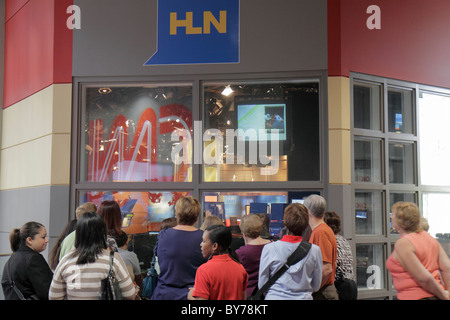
top-left (144, 0), bottom-right (240, 65)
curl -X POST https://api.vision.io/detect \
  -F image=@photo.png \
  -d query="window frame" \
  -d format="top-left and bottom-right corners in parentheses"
top-left (69, 70), bottom-right (328, 228)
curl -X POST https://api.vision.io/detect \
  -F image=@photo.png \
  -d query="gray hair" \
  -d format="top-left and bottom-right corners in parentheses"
top-left (303, 195), bottom-right (327, 218)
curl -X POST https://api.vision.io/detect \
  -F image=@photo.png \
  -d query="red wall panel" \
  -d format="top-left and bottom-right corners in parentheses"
top-left (329, 0), bottom-right (450, 89)
top-left (3, 0), bottom-right (72, 109)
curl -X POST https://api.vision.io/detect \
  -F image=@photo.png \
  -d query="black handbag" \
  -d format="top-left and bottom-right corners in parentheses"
top-left (248, 241), bottom-right (312, 300)
top-left (99, 251), bottom-right (123, 300)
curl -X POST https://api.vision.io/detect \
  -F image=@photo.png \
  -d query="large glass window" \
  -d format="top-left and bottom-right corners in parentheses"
top-left (389, 192), bottom-right (416, 234)
top-left (202, 190), bottom-right (319, 238)
top-left (353, 82), bottom-right (381, 131)
top-left (202, 81), bottom-right (320, 182)
top-left (418, 91), bottom-right (450, 186)
top-left (356, 244), bottom-right (385, 290)
top-left (388, 141), bottom-right (415, 184)
top-left (354, 138), bottom-right (382, 183)
top-left (388, 87), bottom-right (414, 134)
top-left (80, 84), bottom-right (193, 183)
top-left (355, 191), bottom-right (384, 235)
top-left (79, 190), bottom-right (191, 233)
top-left (422, 193), bottom-right (450, 241)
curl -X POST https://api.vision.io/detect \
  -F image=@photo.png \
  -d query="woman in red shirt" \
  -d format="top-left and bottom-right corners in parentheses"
top-left (387, 201), bottom-right (450, 300)
top-left (188, 225), bottom-right (248, 300)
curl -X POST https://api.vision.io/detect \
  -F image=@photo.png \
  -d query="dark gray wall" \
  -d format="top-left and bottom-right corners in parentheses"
top-left (73, 0), bottom-right (327, 77)
top-left (0, 186), bottom-right (69, 255)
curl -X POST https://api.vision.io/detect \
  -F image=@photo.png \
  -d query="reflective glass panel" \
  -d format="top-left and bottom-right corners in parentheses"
top-left (388, 87), bottom-right (414, 134)
top-left (355, 191), bottom-right (383, 235)
top-left (422, 193), bottom-right (450, 256)
top-left (356, 244), bottom-right (385, 290)
top-left (419, 92), bottom-right (450, 186)
top-left (202, 81), bottom-right (320, 182)
top-left (79, 190), bottom-right (191, 233)
top-left (353, 82), bottom-right (381, 131)
top-left (354, 138), bottom-right (382, 183)
top-left (389, 192), bottom-right (416, 234)
top-left (80, 84), bottom-right (193, 182)
top-left (388, 142), bottom-right (415, 184)
top-left (202, 190), bottom-right (319, 238)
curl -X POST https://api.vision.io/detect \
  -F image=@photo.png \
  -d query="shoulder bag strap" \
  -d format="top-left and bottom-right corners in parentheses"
top-left (109, 250), bottom-right (115, 276)
top-left (254, 241), bottom-right (312, 297)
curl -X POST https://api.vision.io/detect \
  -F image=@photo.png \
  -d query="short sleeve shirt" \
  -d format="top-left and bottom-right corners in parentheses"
top-left (192, 255), bottom-right (248, 300)
top-left (309, 223), bottom-right (337, 285)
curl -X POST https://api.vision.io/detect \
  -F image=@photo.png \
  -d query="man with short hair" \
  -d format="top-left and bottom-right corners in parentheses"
top-left (58, 202), bottom-right (97, 261)
top-left (304, 195), bottom-right (338, 300)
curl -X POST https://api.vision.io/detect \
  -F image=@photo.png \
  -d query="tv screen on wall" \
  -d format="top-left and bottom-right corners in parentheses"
top-left (237, 102), bottom-right (287, 141)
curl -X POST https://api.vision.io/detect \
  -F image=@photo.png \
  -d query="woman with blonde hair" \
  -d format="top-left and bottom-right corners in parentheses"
top-left (387, 201), bottom-right (450, 300)
top-left (151, 196), bottom-right (207, 300)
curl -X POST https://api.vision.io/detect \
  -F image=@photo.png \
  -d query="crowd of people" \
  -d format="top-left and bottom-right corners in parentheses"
top-left (1, 195), bottom-right (449, 300)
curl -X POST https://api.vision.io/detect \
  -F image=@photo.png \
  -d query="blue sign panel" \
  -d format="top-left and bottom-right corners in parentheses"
top-left (144, 0), bottom-right (240, 65)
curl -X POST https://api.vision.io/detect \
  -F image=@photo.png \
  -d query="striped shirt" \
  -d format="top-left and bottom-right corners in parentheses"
top-left (49, 249), bottom-right (136, 300)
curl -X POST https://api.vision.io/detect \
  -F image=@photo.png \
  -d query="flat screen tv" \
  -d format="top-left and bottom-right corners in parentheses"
top-left (237, 102), bottom-right (287, 141)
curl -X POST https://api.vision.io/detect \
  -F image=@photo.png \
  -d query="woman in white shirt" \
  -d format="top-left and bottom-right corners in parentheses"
top-left (49, 211), bottom-right (137, 300)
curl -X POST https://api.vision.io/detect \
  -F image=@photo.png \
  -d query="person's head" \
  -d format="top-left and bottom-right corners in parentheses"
top-left (175, 196), bottom-right (201, 226)
top-left (9, 222), bottom-right (48, 253)
top-left (420, 217), bottom-right (429, 232)
top-left (114, 230), bottom-right (129, 248)
top-left (391, 201), bottom-right (421, 233)
top-left (303, 194), bottom-right (327, 219)
top-left (324, 211), bottom-right (341, 235)
top-left (201, 225), bottom-right (232, 259)
top-left (74, 211), bottom-right (107, 265)
top-left (76, 202), bottom-right (97, 220)
top-left (161, 217), bottom-right (177, 230)
top-left (283, 203), bottom-right (309, 236)
top-left (200, 215), bottom-right (224, 231)
top-left (257, 213), bottom-right (270, 233)
top-left (97, 200), bottom-right (122, 236)
top-left (239, 214), bottom-right (263, 239)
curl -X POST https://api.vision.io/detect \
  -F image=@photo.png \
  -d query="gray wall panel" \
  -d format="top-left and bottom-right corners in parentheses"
top-left (0, 186), bottom-right (70, 258)
top-left (73, 0), bottom-right (327, 77)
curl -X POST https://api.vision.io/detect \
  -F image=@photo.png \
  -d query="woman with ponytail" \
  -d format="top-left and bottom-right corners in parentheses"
top-left (1, 222), bottom-right (53, 300)
top-left (188, 224), bottom-right (248, 300)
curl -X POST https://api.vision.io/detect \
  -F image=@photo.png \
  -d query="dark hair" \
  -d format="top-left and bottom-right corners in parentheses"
top-left (97, 200), bottom-right (123, 237)
top-left (205, 225), bottom-right (240, 263)
top-left (324, 211), bottom-right (341, 234)
top-left (49, 219), bottom-right (78, 269)
top-left (114, 230), bottom-right (128, 248)
top-left (283, 203), bottom-right (309, 236)
top-left (9, 221), bottom-right (45, 252)
top-left (73, 212), bottom-right (107, 265)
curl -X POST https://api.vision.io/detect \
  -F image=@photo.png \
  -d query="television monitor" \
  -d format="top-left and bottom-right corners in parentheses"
top-left (288, 191), bottom-right (320, 204)
top-left (236, 102), bottom-right (287, 141)
top-left (356, 211), bottom-right (367, 219)
top-left (395, 113), bottom-right (402, 131)
top-left (249, 202), bottom-right (269, 214)
top-left (270, 203), bottom-right (287, 221)
top-left (204, 202), bottom-right (226, 221)
top-left (120, 199), bottom-right (137, 227)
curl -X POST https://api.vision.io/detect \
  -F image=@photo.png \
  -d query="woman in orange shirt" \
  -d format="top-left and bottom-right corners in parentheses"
top-left (387, 201), bottom-right (450, 300)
